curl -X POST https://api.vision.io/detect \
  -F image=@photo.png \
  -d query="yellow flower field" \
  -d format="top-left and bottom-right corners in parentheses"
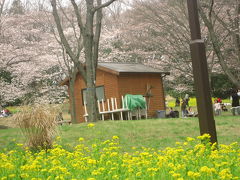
top-left (0, 134), bottom-right (239, 180)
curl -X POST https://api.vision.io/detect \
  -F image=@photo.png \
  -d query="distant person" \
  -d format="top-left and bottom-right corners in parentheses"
top-left (175, 98), bottom-right (180, 107)
top-left (166, 108), bottom-right (179, 118)
top-left (0, 109), bottom-right (8, 117)
top-left (231, 89), bottom-right (240, 115)
top-left (0, 110), bottom-right (3, 118)
top-left (184, 94), bottom-right (190, 106)
top-left (221, 104), bottom-right (228, 112)
top-left (5, 109), bottom-right (10, 115)
top-left (214, 100), bottom-right (221, 116)
top-left (167, 107), bottom-right (176, 118)
top-left (186, 107), bottom-right (196, 117)
top-left (217, 98), bottom-right (222, 103)
top-left (181, 99), bottom-right (187, 118)
top-left (4, 109), bottom-right (11, 116)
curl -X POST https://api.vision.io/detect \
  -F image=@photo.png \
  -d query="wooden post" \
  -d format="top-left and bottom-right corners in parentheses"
top-left (187, 0), bottom-right (217, 143)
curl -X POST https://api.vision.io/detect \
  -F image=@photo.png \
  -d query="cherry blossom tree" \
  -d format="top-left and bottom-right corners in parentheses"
top-left (0, 3), bottom-right (66, 106)
top-left (50, 0), bottom-right (117, 122)
top-left (100, 0), bottom-right (235, 96)
top-left (199, 0), bottom-right (240, 88)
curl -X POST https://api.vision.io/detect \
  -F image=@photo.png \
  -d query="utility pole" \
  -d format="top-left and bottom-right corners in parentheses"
top-left (187, 0), bottom-right (218, 143)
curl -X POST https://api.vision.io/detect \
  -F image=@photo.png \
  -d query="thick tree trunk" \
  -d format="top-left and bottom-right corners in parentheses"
top-left (69, 71), bottom-right (77, 124)
top-left (85, 54), bottom-right (99, 122)
top-left (86, 74), bottom-right (99, 122)
top-left (84, 5), bottom-right (99, 122)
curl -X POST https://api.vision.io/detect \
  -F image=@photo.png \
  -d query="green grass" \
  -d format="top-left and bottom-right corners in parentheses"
top-left (167, 98), bottom-right (231, 108)
top-left (4, 106), bottom-right (21, 114)
top-left (0, 115), bottom-right (239, 152)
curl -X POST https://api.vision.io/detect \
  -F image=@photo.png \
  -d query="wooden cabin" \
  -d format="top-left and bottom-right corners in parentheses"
top-left (61, 63), bottom-right (170, 123)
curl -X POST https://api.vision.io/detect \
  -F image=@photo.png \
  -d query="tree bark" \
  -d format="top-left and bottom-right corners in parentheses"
top-left (84, 1), bottom-right (99, 121)
top-left (69, 69), bottom-right (77, 123)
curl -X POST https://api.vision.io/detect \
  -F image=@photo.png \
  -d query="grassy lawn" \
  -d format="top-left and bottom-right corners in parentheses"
top-left (166, 97), bottom-right (231, 107)
top-left (0, 115), bottom-right (239, 152)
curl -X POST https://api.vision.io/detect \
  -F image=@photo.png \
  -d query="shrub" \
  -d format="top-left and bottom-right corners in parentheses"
top-left (14, 104), bottom-right (59, 150)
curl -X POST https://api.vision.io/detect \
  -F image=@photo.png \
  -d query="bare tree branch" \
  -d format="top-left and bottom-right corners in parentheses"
top-left (93, 0), bottom-right (117, 12)
top-left (70, 0), bottom-right (85, 33)
top-left (0, 0), bottom-right (6, 16)
top-left (50, 0), bottom-right (86, 81)
top-left (93, 0), bottom-right (102, 69)
top-left (198, 2), bottom-right (240, 87)
top-left (209, 0), bottom-right (214, 19)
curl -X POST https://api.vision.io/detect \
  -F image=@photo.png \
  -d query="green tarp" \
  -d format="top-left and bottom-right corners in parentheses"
top-left (124, 94), bottom-right (146, 110)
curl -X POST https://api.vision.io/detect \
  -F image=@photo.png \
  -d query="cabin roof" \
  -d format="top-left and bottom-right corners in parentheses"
top-left (98, 62), bottom-right (169, 75)
top-left (60, 63), bottom-right (170, 86)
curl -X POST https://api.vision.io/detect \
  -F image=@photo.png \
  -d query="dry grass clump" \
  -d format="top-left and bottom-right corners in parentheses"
top-left (14, 104), bottom-right (60, 150)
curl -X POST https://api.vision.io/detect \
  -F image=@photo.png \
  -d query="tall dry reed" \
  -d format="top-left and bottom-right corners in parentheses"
top-left (14, 104), bottom-right (59, 150)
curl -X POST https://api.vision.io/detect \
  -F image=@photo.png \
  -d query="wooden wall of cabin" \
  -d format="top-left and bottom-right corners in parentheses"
top-left (72, 70), bottom-right (119, 123)
top-left (71, 71), bottom-right (103, 123)
top-left (102, 71), bottom-right (120, 110)
top-left (118, 73), bottom-right (166, 118)
top-left (69, 71), bottom-right (165, 122)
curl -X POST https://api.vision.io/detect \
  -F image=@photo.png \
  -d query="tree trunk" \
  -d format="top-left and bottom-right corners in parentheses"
top-left (69, 71), bottom-right (77, 124)
top-left (86, 74), bottom-right (99, 122)
top-left (51, 0), bottom-right (116, 122)
top-left (84, 5), bottom-right (99, 122)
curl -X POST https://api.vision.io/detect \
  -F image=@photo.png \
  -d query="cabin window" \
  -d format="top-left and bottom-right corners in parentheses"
top-left (82, 85), bottom-right (105, 104)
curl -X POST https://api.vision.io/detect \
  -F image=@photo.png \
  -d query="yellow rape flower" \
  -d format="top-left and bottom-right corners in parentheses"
top-left (172, 173), bottom-right (181, 178)
top-left (103, 140), bottom-right (110, 144)
top-left (197, 133), bottom-right (211, 140)
top-left (112, 136), bottom-right (119, 140)
top-left (92, 144), bottom-right (97, 148)
top-left (110, 152), bottom-right (118, 157)
top-left (188, 171), bottom-right (200, 178)
top-left (20, 173), bottom-right (29, 178)
top-left (128, 168), bottom-right (134, 173)
top-left (87, 159), bottom-right (97, 164)
top-left (219, 168), bottom-right (233, 179)
top-left (8, 174), bottom-right (16, 178)
top-left (2, 162), bottom-right (14, 170)
top-left (186, 137), bottom-right (195, 142)
top-left (55, 175), bottom-right (64, 180)
top-left (92, 170), bottom-right (101, 175)
top-left (175, 142), bottom-right (181, 145)
top-left (87, 123), bottom-right (95, 128)
top-left (200, 166), bottom-right (216, 174)
top-left (112, 175), bottom-right (119, 179)
top-left (56, 136), bottom-right (61, 141)
top-left (168, 163), bottom-right (174, 168)
top-left (136, 172), bottom-right (142, 177)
